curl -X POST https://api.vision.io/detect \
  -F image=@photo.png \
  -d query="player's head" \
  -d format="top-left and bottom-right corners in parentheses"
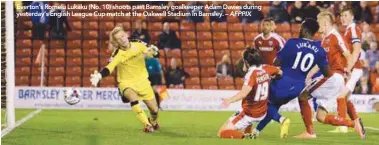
top-left (317, 11), bottom-right (335, 34)
top-left (261, 18), bottom-right (272, 34)
top-left (269, 18), bottom-right (276, 32)
top-left (299, 18), bottom-right (319, 38)
top-left (243, 47), bottom-right (262, 67)
top-left (163, 22), bottom-right (170, 32)
top-left (135, 20), bottom-right (142, 30)
top-left (109, 26), bottom-right (130, 50)
top-left (340, 7), bottom-right (354, 26)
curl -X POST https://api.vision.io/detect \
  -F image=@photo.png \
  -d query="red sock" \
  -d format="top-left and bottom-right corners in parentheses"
top-left (346, 100), bottom-right (358, 120)
top-left (337, 98), bottom-right (347, 118)
top-left (324, 115), bottom-right (354, 128)
top-left (244, 125), bottom-right (252, 134)
top-left (220, 130), bottom-right (244, 139)
top-left (299, 99), bottom-right (314, 134)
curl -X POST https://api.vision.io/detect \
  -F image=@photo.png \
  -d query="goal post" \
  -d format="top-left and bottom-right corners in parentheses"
top-left (5, 0), bottom-right (15, 128)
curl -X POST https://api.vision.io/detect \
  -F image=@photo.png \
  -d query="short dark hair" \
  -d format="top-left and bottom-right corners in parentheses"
top-left (243, 47), bottom-right (262, 66)
top-left (340, 7), bottom-right (354, 15)
top-left (301, 18), bottom-right (320, 36)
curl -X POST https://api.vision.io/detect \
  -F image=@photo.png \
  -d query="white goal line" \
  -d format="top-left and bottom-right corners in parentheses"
top-left (1, 109), bottom-right (42, 138)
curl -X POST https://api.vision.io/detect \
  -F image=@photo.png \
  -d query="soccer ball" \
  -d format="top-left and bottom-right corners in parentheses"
top-left (64, 88), bottom-right (81, 105)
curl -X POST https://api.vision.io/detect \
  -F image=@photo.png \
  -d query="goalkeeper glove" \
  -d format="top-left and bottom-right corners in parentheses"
top-left (90, 70), bottom-right (102, 87)
top-left (146, 45), bottom-right (159, 57)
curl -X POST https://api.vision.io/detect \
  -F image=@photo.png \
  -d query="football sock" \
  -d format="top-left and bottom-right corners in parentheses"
top-left (256, 115), bottom-right (271, 132)
top-left (131, 101), bottom-right (151, 126)
top-left (299, 99), bottom-right (314, 134)
top-left (279, 117), bottom-right (286, 124)
top-left (150, 111), bottom-right (159, 124)
top-left (244, 125), bottom-right (252, 134)
top-left (337, 98), bottom-right (347, 118)
top-left (346, 100), bottom-right (358, 120)
top-left (324, 115), bottom-right (354, 128)
top-left (220, 130), bottom-right (244, 139)
top-left (154, 92), bottom-right (161, 108)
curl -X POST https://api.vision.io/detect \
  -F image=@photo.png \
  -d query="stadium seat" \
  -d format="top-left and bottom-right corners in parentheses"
top-left (215, 50), bottom-right (231, 58)
top-left (169, 23), bottom-right (179, 31)
top-left (185, 77), bottom-right (200, 85)
top-left (279, 32), bottom-right (292, 41)
top-left (228, 32), bottom-right (245, 41)
top-left (100, 21), bottom-right (115, 30)
top-left (182, 50), bottom-right (198, 58)
top-left (83, 40), bottom-right (98, 49)
top-left (49, 57), bottom-right (65, 66)
top-left (83, 21), bottom-right (98, 30)
top-left (49, 66), bottom-right (65, 76)
top-left (197, 32), bottom-right (212, 41)
top-left (66, 57), bottom-right (82, 66)
top-left (67, 40), bottom-right (81, 48)
top-left (83, 31), bottom-right (99, 39)
top-left (245, 32), bottom-right (259, 41)
top-left (213, 40), bottom-right (229, 50)
top-left (66, 48), bottom-right (82, 57)
top-left (16, 30), bottom-right (32, 39)
top-left (50, 40), bottom-right (65, 49)
top-left (201, 77), bottom-right (217, 85)
top-left (67, 31), bottom-right (82, 40)
top-left (99, 76), bottom-right (116, 87)
top-left (99, 30), bottom-right (111, 40)
top-left (197, 41), bottom-right (213, 50)
top-left (229, 41), bottom-right (245, 50)
top-left (121, 22), bottom-right (132, 31)
top-left (48, 76), bottom-right (64, 86)
top-left (65, 76), bottom-right (81, 87)
top-left (70, 21), bottom-right (82, 30)
top-left (31, 66), bottom-right (47, 76)
top-left (255, 1), bottom-right (270, 6)
top-left (31, 76), bottom-right (47, 86)
top-left (83, 15), bottom-right (99, 21)
top-left (166, 49), bottom-right (182, 58)
top-left (150, 31), bottom-right (161, 41)
top-left (17, 39), bottom-right (32, 48)
top-left (180, 31), bottom-right (196, 40)
top-left (202, 85), bottom-right (218, 90)
top-left (371, 24), bottom-right (379, 33)
top-left (211, 23), bottom-right (227, 32)
top-left (182, 41), bottom-right (196, 50)
top-left (219, 85), bottom-right (235, 90)
top-left (198, 50), bottom-right (215, 58)
top-left (16, 76), bottom-right (29, 86)
top-left (227, 16), bottom-right (240, 23)
top-left (20, 20), bottom-right (32, 29)
top-left (291, 24), bottom-right (301, 33)
top-left (66, 66), bottom-right (82, 76)
top-left (83, 66), bottom-right (99, 77)
top-left (183, 58), bottom-right (199, 67)
top-left (228, 23), bottom-right (243, 32)
top-left (15, 66), bottom-right (30, 76)
top-left (159, 58), bottom-right (166, 68)
top-left (83, 48), bottom-right (99, 58)
top-left (185, 85), bottom-right (201, 89)
top-left (115, 14), bottom-right (131, 22)
top-left (180, 22), bottom-right (195, 31)
top-left (82, 74), bottom-right (92, 87)
top-left (196, 22), bottom-right (211, 31)
top-left (244, 23), bottom-right (259, 32)
top-left (158, 49), bottom-right (166, 58)
top-left (276, 23), bottom-right (291, 32)
top-left (199, 58), bottom-right (216, 67)
top-left (184, 67), bottom-right (200, 77)
top-left (218, 77), bottom-right (234, 85)
top-left (101, 15), bottom-right (115, 21)
top-left (201, 67), bottom-right (217, 77)
top-left (16, 48), bottom-right (31, 57)
top-left (32, 40), bottom-right (45, 49)
top-left (148, 22), bottom-right (163, 31)
top-left (262, 6), bottom-right (270, 17)
top-left (49, 48), bottom-right (65, 57)
top-left (99, 47), bottom-right (113, 57)
top-left (212, 32), bottom-right (228, 41)
top-left (83, 58), bottom-right (99, 67)
top-left (231, 50), bottom-right (244, 61)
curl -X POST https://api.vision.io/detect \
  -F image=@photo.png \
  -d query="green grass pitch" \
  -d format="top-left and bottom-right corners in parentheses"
top-left (2, 109), bottom-right (379, 145)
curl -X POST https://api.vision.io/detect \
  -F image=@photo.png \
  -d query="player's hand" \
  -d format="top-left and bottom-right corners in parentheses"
top-left (221, 99), bottom-right (230, 108)
top-left (146, 45), bottom-right (159, 56)
top-left (90, 70), bottom-right (102, 87)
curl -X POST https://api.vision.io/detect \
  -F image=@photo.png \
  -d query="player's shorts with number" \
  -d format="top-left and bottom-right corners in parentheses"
top-left (118, 79), bottom-right (155, 101)
top-left (306, 73), bottom-right (345, 112)
top-left (228, 109), bottom-right (266, 130)
top-left (346, 68), bottom-right (363, 92)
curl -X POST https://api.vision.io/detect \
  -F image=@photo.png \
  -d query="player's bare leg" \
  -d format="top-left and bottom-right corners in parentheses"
top-left (218, 121), bottom-right (253, 139)
top-left (143, 98), bottom-right (160, 130)
top-left (295, 90), bottom-right (316, 139)
top-left (123, 89), bottom-right (153, 132)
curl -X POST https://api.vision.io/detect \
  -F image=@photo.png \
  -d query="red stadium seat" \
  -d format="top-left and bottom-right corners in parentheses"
top-left (83, 66), bottom-right (99, 77)
top-left (184, 67), bottom-right (200, 77)
top-left (82, 76), bottom-right (92, 87)
top-left (227, 16), bottom-right (240, 23)
top-left (49, 66), bottom-right (65, 76)
top-left (67, 31), bottom-right (82, 40)
top-left (199, 58), bottom-right (215, 67)
top-left (16, 48), bottom-right (31, 57)
top-left (201, 77), bottom-right (217, 85)
top-left (65, 76), bottom-right (81, 87)
top-left (159, 58), bottom-right (166, 68)
top-left (244, 23), bottom-right (259, 32)
top-left (49, 48), bottom-right (65, 57)
top-left (83, 31), bottom-right (99, 39)
top-left (83, 21), bottom-right (98, 30)
top-left (291, 24), bottom-right (301, 33)
top-left (231, 50), bottom-right (244, 61)
top-left (158, 49), bottom-right (165, 58)
top-left (198, 50), bottom-right (215, 58)
top-left (182, 50), bottom-right (198, 58)
top-left (66, 66), bottom-right (82, 76)
top-left (245, 32), bottom-right (259, 41)
top-left (219, 85), bottom-right (236, 90)
top-left (16, 76), bottom-right (29, 86)
top-left (197, 32), bottom-right (212, 41)
top-left (228, 32), bottom-right (245, 41)
top-left (83, 40), bottom-right (98, 49)
top-left (201, 67), bottom-right (217, 77)
top-left (276, 23), bottom-right (291, 32)
top-left (186, 85), bottom-right (201, 89)
top-left (202, 85), bottom-right (218, 90)
top-left (32, 40), bottom-right (45, 49)
top-left (49, 57), bottom-right (65, 66)
top-left (230, 41), bottom-right (246, 50)
top-left (213, 40), bottom-right (229, 50)
top-left (228, 23), bottom-right (243, 32)
top-left (100, 21), bottom-right (115, 30)
top-left (66, 57), bottom-right (82, 66)
top-left (215, 50), bottom-right (231, 58)
top-left (99, 76), bottom-right (116, 87)
top-left (262, 6), bottom-right (270, 17)
top-left (213, 32), bottom-right (228, 41)
top-left (182, 41), bottom-right (196, 50)
top-left (196, 22), bottom-right (211, 31)
top-left (121, 22), bottom-right (132, 31)
top-left (148, 22), bottom-right (163, 31)
top-left (197, 41), bottom-right (213, 50)
top-left (16, 30), bottom-right (32, 39)
top-left (180, 31), bottom-right (196, 40)
top-left (183, 58), bottom-right (199, 67)
top-left (99, 47), bottom-right (113, 57)
top-left (20, 20), bottom-right (32, 29)
top-left (83, 58), bottom-right (99, 67)
top-left (169, 23), bottom-right (179, 31)
top-left (180, 22), bottom-right (195, 31)
top-left (31, 66), bottom-right (47, 76)
top-left (115, 14), bottom-right (131, 22)
top-left (49, 40), bottom-right (65, 49)
top-left (17, 39), bottom-right (32, 48)
top-left (67, 40), bottom-right (81, 48)
top-left (185, 77), bottom-right (200, 85)
top-left (371, 24), bottom-right (379, 33)
top-left (15, 66), bottom-right (30, 76)
top-left (70, 21), bottom-right (82, 30)
top-left (48, 76), bottom-right (64, 86)
top-left (83, 48), bottom-right (99, 58)
top-left (211, 23), bottom-right (227, 32)
top-left (31, 76), bottom-right (47, 86)
top-left (279, 32), bottom-right (292, 41)
top-left (166, 49), bottom-right (182, 58)
top-left (218, 77), bottom-right (234, 85)
top-left (67, 48), bottom-right (82, 57)
top-left (149, 31), bottom-right (161, 41)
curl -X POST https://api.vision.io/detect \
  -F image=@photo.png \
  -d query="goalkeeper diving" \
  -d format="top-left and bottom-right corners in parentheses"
top-left (90, 26), bottom-right (160, 133)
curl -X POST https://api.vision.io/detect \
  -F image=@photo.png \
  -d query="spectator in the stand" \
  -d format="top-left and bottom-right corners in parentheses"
top-left (131, 20), bottom-right (150, 44)
top-left (268, 1), bottom-right (290, 23)
top-left (158, 22), bottom-right (181, 50)
top-left (304, 1), bottom-right (320, 20)
top-left (376, 5), bottom-right (379, 23)
top-left (291, 1), bottom-right (305, 23)
top-left (358, 76), bottom-right (370, 94)
top-left (210, 1), bottom-right (227, 22)
top-left (165, 58), bottom-right (189, 88)
top-left (216, 54), bottom-right (233, 78)
top-left (362, 22), bottom-right (377, 50)
top-left (30, 1), bottom-right (49, 40)
top-left (187, 2), bottom-right (204, 23)
top-left (370, 61), bottom-right (379, 94)
top-left (316, 1), bottom-right (332, 10)
top-left (354, 1), bottom-right (373, 24)
top-left (49, 2), bottom-right (71, 40)
top-left (367, 42), bottom-right (379, 69)
top-left (163, 1), bottom-right (181, 23)
top-left (239, 1), bottom-right (263, 24)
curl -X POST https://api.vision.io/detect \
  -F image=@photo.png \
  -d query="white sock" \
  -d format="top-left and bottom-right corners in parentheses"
top-left (279, 117), bottom-right (286, 124)
top-left (253, 128), bottom-right (260, 135)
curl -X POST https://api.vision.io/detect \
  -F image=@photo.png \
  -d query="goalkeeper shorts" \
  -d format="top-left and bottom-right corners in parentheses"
top-left (118, 79), bottom-right (155, 101)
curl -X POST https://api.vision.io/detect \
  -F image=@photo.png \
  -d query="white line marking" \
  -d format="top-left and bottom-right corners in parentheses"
top-left (365, 126), bottom-right (379, 131)
top-left (1, 109), bottom-right (42, 138)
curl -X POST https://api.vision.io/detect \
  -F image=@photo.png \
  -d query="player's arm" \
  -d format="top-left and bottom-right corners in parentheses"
top-left (306, 66), bottom-right (320, 84)
top-left (221, 85), bottom-right (253, 108)
top-left (342, 48), bottom-right (353, 74)
top-left (349, 28), bottom-right (362, 70)
top-left (90, 52), bottom-right (123, 86)
top-left (273, 39), bottom-right (292, 66)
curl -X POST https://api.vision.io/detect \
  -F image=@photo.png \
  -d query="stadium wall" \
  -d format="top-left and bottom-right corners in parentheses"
top-left (14, 87), bottom-right (379, 112)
